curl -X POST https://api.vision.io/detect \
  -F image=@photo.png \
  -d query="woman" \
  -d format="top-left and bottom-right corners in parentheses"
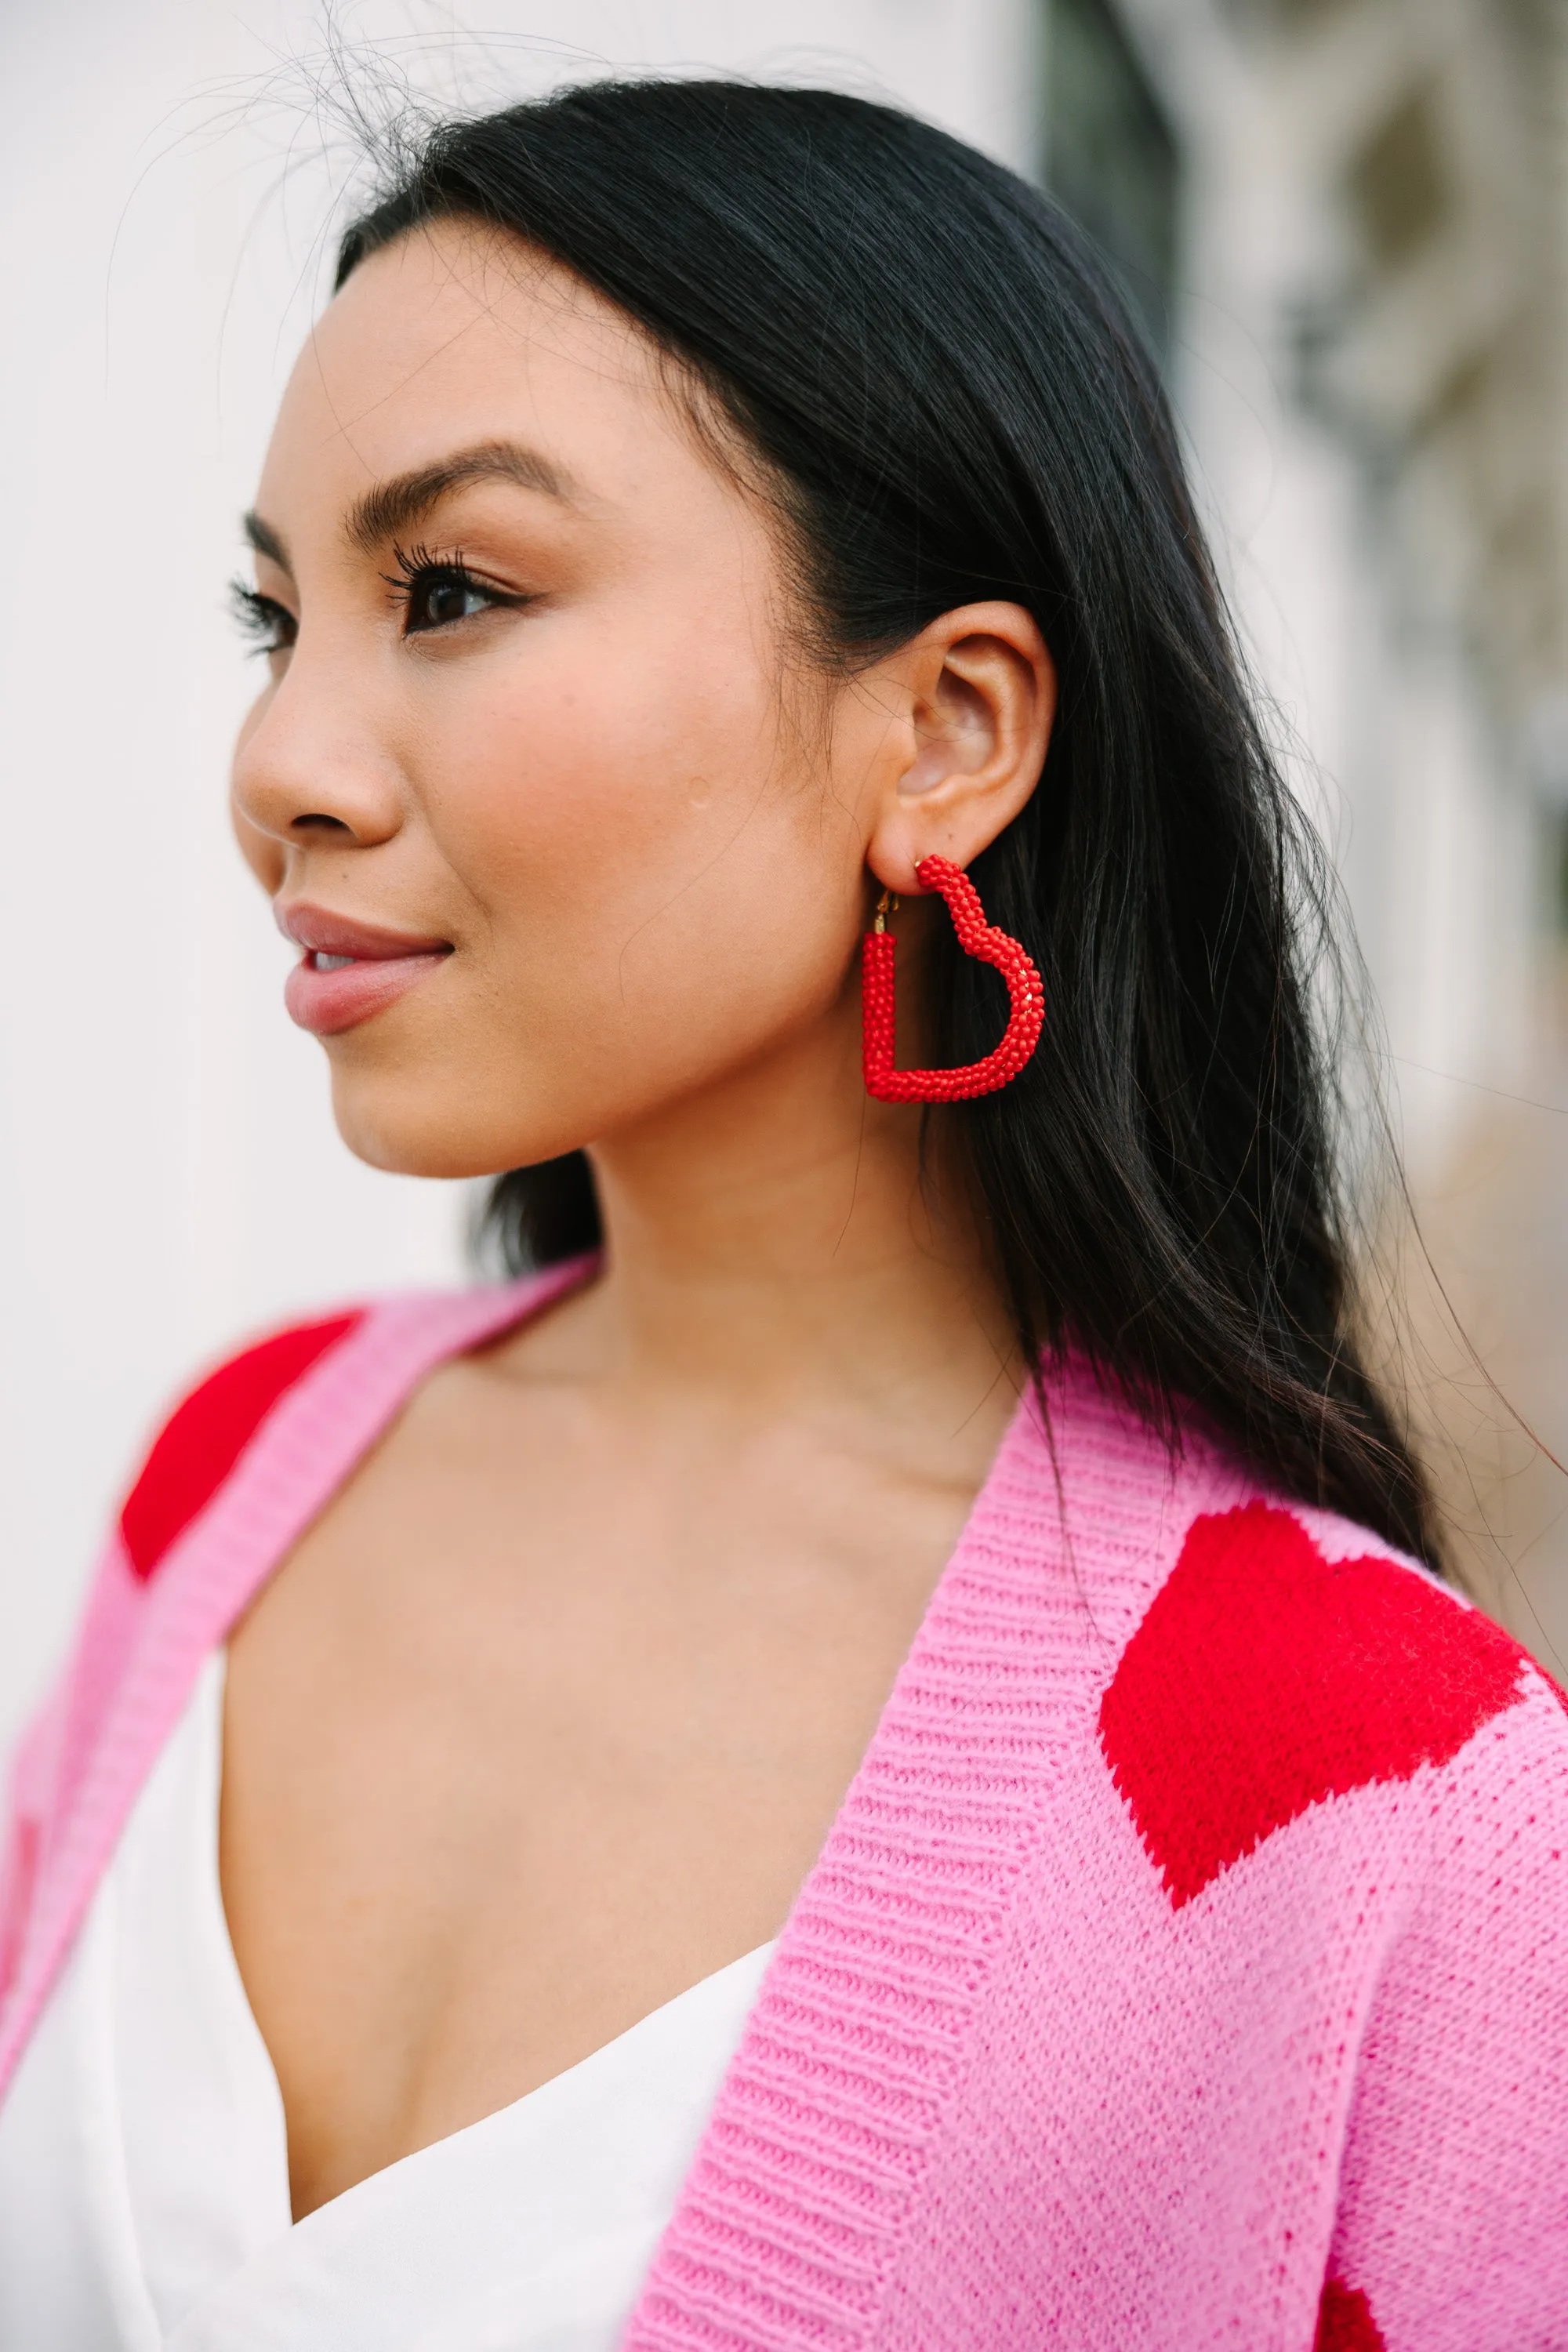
top-left (0, 77), bottom-right (1563, 2352)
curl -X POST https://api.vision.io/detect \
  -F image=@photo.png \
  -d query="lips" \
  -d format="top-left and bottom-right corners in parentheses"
top-left (276, 902), bottom-right (453, 1037)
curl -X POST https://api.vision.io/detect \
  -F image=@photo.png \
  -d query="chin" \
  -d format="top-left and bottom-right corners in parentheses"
top-left (328, 1077), bottom-right (505, 1185)
top-left (327, 1072), bottom-right (542, 1183)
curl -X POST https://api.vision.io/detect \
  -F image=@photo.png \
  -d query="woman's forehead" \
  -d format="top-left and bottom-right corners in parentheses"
top-left (259, 221), bottom-right (696, 522)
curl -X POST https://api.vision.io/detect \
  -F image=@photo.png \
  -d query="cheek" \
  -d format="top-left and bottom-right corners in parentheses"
top-left (433, 629), bottom-right (713, 900)
top-left (436, 608), bottom-right (839, 954)
top-left (418, 607), bottom-right (862, 1091)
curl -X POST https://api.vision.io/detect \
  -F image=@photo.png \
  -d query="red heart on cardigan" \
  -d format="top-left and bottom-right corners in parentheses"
top-left (1098, 1502), bottom-right (1529, 1908)
top-left (1315, 2278), bottom-right (1388, 2352)
top-left (120, 1312), bottom-right (363, 1581)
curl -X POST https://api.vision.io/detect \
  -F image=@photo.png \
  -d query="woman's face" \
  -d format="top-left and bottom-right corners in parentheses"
top-left (233, 221), bottom-right (1047, 1179)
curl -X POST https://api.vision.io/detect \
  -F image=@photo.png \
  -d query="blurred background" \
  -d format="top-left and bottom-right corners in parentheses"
top-left (2, 0), bottom-right (1564, 1746)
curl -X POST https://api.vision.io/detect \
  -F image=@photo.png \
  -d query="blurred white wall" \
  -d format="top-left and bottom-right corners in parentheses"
top-left (0, 0), bottom-right (1039, 1745)
top-left (1140, 0), bottom-right (1542, 1145)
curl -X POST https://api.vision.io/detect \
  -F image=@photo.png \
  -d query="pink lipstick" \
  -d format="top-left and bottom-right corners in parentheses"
top-left (276, 903), bottom-right (453, 1036)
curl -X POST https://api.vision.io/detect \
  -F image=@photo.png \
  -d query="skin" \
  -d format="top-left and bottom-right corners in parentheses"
top-left (223, 218), bottom-right (1055, 2220)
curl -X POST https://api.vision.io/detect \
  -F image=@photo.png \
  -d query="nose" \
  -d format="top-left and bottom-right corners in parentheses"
top-left (230, 648), bottom-right (407, 868)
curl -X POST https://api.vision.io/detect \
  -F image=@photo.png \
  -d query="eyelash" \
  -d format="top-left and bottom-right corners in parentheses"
top-left (228, 579), bottom-right (294, 656)
top-left (383, 542), bottom-right (522, 633)
top-left (227, 543), bottom-right (523, 658)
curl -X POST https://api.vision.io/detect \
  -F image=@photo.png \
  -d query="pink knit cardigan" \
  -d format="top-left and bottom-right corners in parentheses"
top-left (2, 1268), bottom-right (1566, 2350)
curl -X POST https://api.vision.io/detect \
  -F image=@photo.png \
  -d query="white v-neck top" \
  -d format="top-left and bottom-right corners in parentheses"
top-left (0, 1653), bottom-right (772, 2350)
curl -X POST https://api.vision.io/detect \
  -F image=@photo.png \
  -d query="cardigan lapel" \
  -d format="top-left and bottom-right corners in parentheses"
top-left (0, 1261), bottom-right (593, 2104)
top-left (623, 1361), bottom-right (1188, 2352)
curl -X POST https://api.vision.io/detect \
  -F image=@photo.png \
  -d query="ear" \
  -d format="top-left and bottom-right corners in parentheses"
top-left (862, 601), bottom-right (1056, 896)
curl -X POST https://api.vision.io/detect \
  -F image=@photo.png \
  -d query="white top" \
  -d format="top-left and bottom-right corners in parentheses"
top-left (0, 1653), bottom-right (771, 2350)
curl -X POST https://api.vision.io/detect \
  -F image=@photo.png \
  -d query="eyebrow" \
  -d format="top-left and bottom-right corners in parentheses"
top-left (243, 510), bottom-right (291, 571)
top-left (241, 441), bottom-right (578, 579)
top-left (343, 440), bottom-right (576, 554)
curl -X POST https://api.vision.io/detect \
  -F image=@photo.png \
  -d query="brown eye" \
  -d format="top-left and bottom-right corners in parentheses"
top-left (385, 543), bottom-right (525, 637)
top-left (405, 568), bottom-right (496, 632)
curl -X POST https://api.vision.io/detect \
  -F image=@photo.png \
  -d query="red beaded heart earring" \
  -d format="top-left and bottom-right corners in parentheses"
top-left (861, 854), bottom-right (1045, 1102)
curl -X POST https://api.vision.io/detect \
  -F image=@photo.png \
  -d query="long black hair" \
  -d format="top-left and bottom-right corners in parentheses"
top-left (337, 78), bottom-right (1439, 1566)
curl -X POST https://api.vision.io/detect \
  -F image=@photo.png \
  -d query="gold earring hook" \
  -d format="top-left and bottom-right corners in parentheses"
top-left (873, 889), bottom-right (900, 935)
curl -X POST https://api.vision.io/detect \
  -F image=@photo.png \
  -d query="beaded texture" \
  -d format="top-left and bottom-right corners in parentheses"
top-left (862, 854), bottom-right (1044, 1102)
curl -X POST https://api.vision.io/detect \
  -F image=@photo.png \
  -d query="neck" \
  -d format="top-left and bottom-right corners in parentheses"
top-left (552, 1005), bottom-right (1018, 1424)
